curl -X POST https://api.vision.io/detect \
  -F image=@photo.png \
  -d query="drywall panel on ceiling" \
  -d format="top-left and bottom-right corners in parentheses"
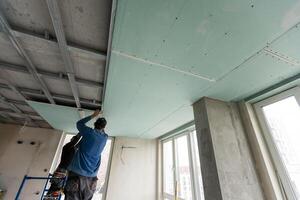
top-left (104, 0), bottom-right (300, 138)
top-left (112, 0), bottom-right (300, 80)
top-left (203, 52), bottom-right (300, 101)
top-left (27, 101), bottom-right (94, 134)
top-left (267, 25), bottom-right (300, 62)
top-left (140, 105), bottom-right (194, 139)
top-left (244, 25), bottom-right (300, 102)
top-left (104, 53), bottom-right (211, 138)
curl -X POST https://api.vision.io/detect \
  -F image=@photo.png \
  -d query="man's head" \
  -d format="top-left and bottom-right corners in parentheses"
top-left (94, 117), bottom-right (107, 130)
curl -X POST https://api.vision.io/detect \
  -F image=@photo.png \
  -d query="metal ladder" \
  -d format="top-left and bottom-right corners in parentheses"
top-left (15, 174), bottom-right (67, 200)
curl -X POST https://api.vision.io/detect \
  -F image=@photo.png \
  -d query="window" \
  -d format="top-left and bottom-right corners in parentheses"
top-left (58, 134), bottom-right (114, 200)
top-left (162, 130), bottom-right (204, 200)
top-left (92, 138), bottom-right (113, 200)
top-left (255, 87), bottom-right (300, 199)
top-left (163, 140), bottom-right (175, 196)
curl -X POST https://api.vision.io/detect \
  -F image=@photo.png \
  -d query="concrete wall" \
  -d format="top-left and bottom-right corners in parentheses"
top-left (106, 137), bottom-right (156, 200)
top-left (193, 98), bottom-right (265, 200)
top-left (0, 123), bottom-right (62, 200)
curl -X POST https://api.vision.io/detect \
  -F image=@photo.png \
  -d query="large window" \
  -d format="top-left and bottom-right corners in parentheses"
top-left (255, 87), bottom-right (300, 199)
top-left (162, 130), bottom-right (204, 200)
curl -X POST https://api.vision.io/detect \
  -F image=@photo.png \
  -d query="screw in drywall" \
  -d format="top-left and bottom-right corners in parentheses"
top-left (44, 169), bottom-right (48, 172)
top-left (17, 140), bottom-right (23, 144)
top-left (30, 141), bottom-right (36, 145)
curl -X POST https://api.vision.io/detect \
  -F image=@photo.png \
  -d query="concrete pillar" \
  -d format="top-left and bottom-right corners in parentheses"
top-left (193, 97), bottom-right (265, 200)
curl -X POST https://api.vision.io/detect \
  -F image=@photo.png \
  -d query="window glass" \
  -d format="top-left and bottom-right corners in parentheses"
top-left (192, 131), bottom-right (205, 200)
top-left (162, 131), bottom-right (205, 200)
top-left (163, 140), bottom-right (175, 195)
top-left (92, 139), bottom-right (112, 200)
top-left (262, 96), bottom-right (300, 198)
top-left (175, 135), bottom-right (193, 200)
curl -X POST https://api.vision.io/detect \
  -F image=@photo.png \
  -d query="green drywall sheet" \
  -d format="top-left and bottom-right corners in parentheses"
top-left (27, 101), bottom-right (94, 134)
top-left (104, 0), bottom-right (300, 138)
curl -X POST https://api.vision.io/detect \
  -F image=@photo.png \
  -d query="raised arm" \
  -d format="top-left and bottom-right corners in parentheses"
top-left (77, 109), bottom-right (101, 135)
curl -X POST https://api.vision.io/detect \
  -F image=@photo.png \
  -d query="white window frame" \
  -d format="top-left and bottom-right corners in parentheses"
top-left (101, 137), bottom-right (115, 200)
top-left (254, 87), bottom-right (300, 200)
top-left (161, 129), bottom-right (202, 200)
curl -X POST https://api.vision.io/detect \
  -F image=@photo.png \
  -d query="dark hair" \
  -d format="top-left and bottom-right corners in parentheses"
top-left (94, 118), bottom-right (107, 129)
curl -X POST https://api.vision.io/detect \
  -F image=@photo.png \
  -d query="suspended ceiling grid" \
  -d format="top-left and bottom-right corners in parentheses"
top-left (104, 0), bottom-right (300, 138)
top-left (0, 0), bottom-right (112, 128)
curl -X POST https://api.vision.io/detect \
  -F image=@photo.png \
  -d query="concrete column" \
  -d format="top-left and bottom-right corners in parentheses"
top-left (193, 97), bottom-right (265, 200)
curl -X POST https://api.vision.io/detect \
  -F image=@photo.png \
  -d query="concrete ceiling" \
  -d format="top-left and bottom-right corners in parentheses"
top-left (1, 0), bottom-right (111, 52)
top-left (103, 0), bottom-right (300, 138)
top-left (0, 0), bottom-right (112, 128)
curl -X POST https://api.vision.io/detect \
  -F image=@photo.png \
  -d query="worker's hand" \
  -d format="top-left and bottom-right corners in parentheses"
top-left (91, 109), bottom-right (100, 118)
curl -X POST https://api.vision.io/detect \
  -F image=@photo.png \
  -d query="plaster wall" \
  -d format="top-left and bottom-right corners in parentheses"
top-left (0, 123), bottom-right (62, 200)
top-left (106, 137), bottom-right (157, 200)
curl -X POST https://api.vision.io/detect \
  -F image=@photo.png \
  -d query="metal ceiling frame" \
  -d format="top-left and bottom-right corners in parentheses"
top-left (0, 61), bottom-right (103, 88)
top-left (0, 83), bottom-right (101, 108)
top-left (5, 98), bottom-right (27, 106)
top-left (10, 28), bottom-right (107, 60)
top-left (0, 107), bottom-right (41, 119)
top-left (0, 93), bottom-right (28, 116)
top-left (0, 112), bottom-right (14, 122)
top-left (46, 0), bottom-right (81, 108)
top-left (0, 13), bottom-right (56, 104)
top-left (0, 80), bottom-right (40, 126)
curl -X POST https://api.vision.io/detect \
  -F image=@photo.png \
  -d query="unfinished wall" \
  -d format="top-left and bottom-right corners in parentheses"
top-left (0, 123), bottom-right (62, 200)
top-left (106, 137), bottom-right (156, 200)
top-left (193, 97), bottom-right (265, 200)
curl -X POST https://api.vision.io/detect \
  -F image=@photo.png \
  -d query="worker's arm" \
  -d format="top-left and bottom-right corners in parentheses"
top-left (76, 109), bottom-right (100, 136)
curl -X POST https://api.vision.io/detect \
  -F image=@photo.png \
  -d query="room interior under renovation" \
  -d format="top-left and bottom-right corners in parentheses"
top-left (1, 0), bottom-right (300, 199)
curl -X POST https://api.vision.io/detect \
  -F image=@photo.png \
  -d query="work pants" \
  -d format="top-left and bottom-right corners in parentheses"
top-left (64, 171), bottom-right (98, 200)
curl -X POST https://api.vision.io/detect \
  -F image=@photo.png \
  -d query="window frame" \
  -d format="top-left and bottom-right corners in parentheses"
top-left (101, 137), bottom-right (115, 200)
top-left (254, 87), bottom-right (300, 200)
top-left (161, 129), bottom-right (202, 200)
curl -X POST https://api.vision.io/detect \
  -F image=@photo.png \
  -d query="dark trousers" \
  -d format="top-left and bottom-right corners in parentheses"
top-left (64, 171), bottom-right (98, 200)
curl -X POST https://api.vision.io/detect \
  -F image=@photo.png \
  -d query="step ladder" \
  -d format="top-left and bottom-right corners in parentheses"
top-left (15, 174), bottom-right (67, 200)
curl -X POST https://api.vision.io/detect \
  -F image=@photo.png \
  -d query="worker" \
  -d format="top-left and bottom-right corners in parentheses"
top-left (64, 109), bottom-right (108, 200)
top-left (44, 134), bottom-right (82, 199)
